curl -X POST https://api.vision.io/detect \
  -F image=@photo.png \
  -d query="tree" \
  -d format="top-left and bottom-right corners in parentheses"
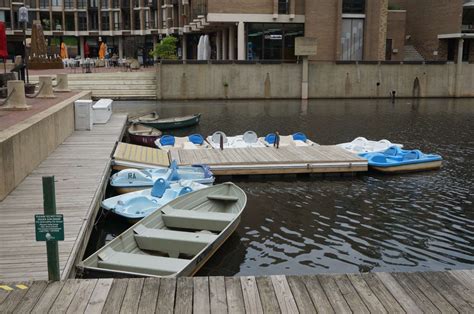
top-left (151, 36), bottom-right (178, 60)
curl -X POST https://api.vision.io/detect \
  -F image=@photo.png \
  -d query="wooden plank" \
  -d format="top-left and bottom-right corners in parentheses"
top-left (271, 275), bottom-right (299, 313)
top-left (332, 274), bottom-right (370, 314)
top-left (12, 281), bottom-right (48, 313)
top-left (286, 276), bottom-right (316, 314)
top-left (174, 277), bottom-right (193, 314)
top-left (255, 276), bottom-right (281, 314)
top-left (49, 279), bottom-right (82, 313)
top-left (0, 282), bottom-right (29, 313)
top-left (65, 279), bottom-right (97, 313)
top-left (84, 278), bottom-right (114, 314)
top-left (119, 278), bottom-right (144, 314)
top-left (31, 281), bottom-right (65, 313)
top-left (209, 276), bottom-right (227, 314)
top-left (156, 278), bottom-right (176, 314)
top-left (301, 275), bottom-right (334, 313)
top-left (390, 273), bottom-right (441, 313)
top-left (102, 279), bottom-right (129, 314)
top-left (360, 273), bottom-right (404, 313)
top-left (346, 274), bottom-right (387, 314)
top-left (240, 276), bottom-right (263, 314)
top-left (193, 277), bottom-right (210, 314)
top-left (449, 270), bottom-right (474, 291)
top-left (436, 272), bottom-right (474, 307)
top-left (407, 272), bottom-right (457, 313)
top-left (420, 272), bottom-right (472, 312)
top-left (376, 273), bottom-right (421, 313)
top-left (136, 278), bottom-right (160, 314)
top-left (317, 275), bottom-right (351, 314)
top-left (225, 277), bottom-right (245, 314)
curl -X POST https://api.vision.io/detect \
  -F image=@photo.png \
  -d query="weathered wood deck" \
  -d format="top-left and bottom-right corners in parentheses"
top-left (170, 145), bottom-right (368, 175)
top-left (1, 270), bottom-right (473, 313)
top-left (0, 115), bottom-right (126, 282)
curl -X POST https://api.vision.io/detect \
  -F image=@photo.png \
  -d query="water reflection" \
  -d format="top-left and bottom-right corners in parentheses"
top-left (108, 99), bottom-right (474, 276)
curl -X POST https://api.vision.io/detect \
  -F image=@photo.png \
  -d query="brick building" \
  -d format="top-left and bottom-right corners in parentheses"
top-left (387, 0), bottom-right (473, 62)
top-left (0, 0), bottom-right (470, 62)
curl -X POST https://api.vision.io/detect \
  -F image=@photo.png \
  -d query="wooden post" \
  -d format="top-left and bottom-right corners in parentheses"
top-left (42, 176), bottom-right (60, 281)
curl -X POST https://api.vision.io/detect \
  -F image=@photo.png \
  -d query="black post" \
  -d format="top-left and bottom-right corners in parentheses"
top-left (219, 133), bottom-right (224, 151)
top-left (42, 176), bottom-right (60, 281)
top-left (23, 21), bottom-right (29, 83)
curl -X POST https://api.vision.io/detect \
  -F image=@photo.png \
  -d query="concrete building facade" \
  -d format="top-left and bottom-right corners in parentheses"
top-left (0, 0), bottom-right (471, 62)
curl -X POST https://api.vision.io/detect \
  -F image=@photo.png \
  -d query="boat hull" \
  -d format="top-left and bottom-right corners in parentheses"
top-left (129, 133), bottom-right (161, 148)
top-left (140, 114), bottom-right (201, 130)
top-left (371, 160), bottom-right (442, 173)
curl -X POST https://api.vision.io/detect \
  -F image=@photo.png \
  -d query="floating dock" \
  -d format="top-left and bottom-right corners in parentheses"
top-left (0, 114), bottom-right (126, 282)
top-left (170, 145), bottom-right (368, 175)
top-left (2, 270), bottom-right (473, 313)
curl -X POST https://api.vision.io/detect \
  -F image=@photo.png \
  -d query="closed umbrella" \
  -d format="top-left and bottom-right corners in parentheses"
top-left (60, 42), bottom-right (68, 59)
top-left (197, 35), bottom-right (204, 60)
top-left (203, 35), bottom-right (211, 60)
top-left (84, 41), bottom-right (90, 58)
top-left (98, 42), bottom-right (106, 59)
top-left (0, 22), bottom-right (7, 73)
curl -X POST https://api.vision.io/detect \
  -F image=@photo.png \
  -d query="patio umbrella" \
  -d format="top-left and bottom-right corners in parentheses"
top-left (0, 22), bottom-right (7, 73)
top-left (60, 42), bottom-right (68, 59)
top-left (84, 41), bottom-right (90, 58)
top-left (98, 42), bottom-right (106, 59)
top-left (197, 35), bottom-right (204, 60)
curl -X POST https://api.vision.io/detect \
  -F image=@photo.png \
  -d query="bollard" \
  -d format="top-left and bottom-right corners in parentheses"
top-left (274, 131), bottom-right (280, 149)
top-left (220, 133), bottom-right (224, 151)
top-left (0, 80), bottom-right (31, 110)
top-left (42, 176), bottom-right (60, 281)
top-left (37, 76), bottom-right (56, 98)
top-left (54, 73), bottom-right (71, 92)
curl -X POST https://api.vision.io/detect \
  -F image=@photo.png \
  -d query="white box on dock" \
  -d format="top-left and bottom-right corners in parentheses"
top-left (92, 99), bottom-right (113, 124)
top-left (74, 100), bottom-right (93, 131)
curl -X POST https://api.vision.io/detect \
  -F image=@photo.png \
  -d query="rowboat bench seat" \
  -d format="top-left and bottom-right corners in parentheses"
top-left (162, 208), bottom-right (236, 232)
top-left (97, 248), bottom-right (188, 276)
top-left (134, 225), bottom-right (217, 257)
top-left (207, 195), bottom-right (239, 201)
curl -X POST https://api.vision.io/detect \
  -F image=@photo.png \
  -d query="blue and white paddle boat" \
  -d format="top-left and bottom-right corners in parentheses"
top-left (155, 134), bottom-right (210, 151)
top-left (359, 146), bottom-right (442, 173)
top-left (260, 132), bottom-right (318, 147)
top-left (206, 131), bottom-right (266, 149)
top-left (102, 178), bottom-right (208, 222)
top-left (110, 160), bottom-right (215, 194)
top-left (337, 137), bottom-right (403, 154)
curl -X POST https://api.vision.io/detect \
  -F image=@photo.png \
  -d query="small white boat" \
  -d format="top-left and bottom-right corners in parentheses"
top-left (79, 182), bottom-right (247, 278)
top-left (102, 179), bottom-right (208, 221)
top-left (260, 132), bottom-right (318, 147)
top-left (110, 162), bottom-right (214, 194)
top-left (337, 137), bottom-right (403, 154)
top-left (155, 134), bottom-right (210, 151)
top-left (207, 131), bottom-right (266, 149)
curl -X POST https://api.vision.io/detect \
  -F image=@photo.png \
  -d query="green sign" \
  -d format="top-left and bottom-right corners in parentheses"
top-left (35, 214), bottom-right (64, 241)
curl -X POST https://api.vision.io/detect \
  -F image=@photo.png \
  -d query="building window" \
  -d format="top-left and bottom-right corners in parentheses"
top-left (64, 0), bottom-right (74, 8)
top-left (112, 0), bottom-right (119, 8)
top-left (101, 12), bottom-right (110, 30)
top-left (247, 23), bottom-right (304, 61)
top-left (341, 18), bottom-right (364, 60)
top-left (40, 0), bottom-right (48, 9)
top-left (89, 11), bottom-right (98, 30)
top-left (0, 1), bottom-right (8, 8)
top-left (65, 13), bottom-right (74, 30)
top-left (278, 0), bottom-right (288, 14)
top-left (102, 0), bottom-right (109, 8)
top-left (113, 11), bottom-right (120, 30)
top-left (52, 0), bottom-right (62, 7)
top-left (78, 12), bottom-right (87, 31)
top-left (78, 0), bottom-right (87, 8)
top-left (343, 0), bottom-right (365, 14)
top-left (25, 0), bottom-right (37, 9)
top-left (134, 10), bottom-right (140, 30)
top-left (89, 0), bottom-right (98, 8)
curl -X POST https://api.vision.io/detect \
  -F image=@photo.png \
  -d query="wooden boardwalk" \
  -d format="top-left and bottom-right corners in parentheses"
top-left (170, 145), bottom-right (368, 175)
top-left (0, 115), bottom-right (126, 282)
top-left (1, 270), bottom-right (473, 313)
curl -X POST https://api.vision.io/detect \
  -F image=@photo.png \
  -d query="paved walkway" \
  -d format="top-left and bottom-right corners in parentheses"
top-left (1, 270), bottom-right (473, 313)
top-left (0, 114), bottom-right (126, 282)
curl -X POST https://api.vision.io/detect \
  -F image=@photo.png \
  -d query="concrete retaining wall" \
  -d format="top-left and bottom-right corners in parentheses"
top-left (156, 63), bottom-right (474, 99)
top-left (0, 91), bottom-right (92, 201)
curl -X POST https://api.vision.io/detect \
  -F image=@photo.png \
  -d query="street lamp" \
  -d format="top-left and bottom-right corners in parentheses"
top-left (18, 5), bottom-right (29, 83)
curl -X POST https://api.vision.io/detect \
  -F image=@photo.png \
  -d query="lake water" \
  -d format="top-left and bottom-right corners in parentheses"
top-left (86, 98), bottom-right (474, 276)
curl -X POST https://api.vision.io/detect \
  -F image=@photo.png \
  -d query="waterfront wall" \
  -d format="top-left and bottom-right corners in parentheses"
top-left (156, 63), bottom-right (474, 99)
top-left (0, 91), bottom-right (92, 201)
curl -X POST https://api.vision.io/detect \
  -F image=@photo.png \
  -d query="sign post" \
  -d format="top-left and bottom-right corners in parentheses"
top-left (295, 37), bottom-right (317, 100)
top-left (35, 176), bottom-right (63, 281)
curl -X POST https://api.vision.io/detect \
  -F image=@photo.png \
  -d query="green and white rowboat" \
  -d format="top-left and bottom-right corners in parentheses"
top-left (78, 182), bottom-right (246, 277)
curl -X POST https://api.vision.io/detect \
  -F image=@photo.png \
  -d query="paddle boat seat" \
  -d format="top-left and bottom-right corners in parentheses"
top-left (161, 207), bottom-right (236, 232)
top-left (134, 225), bottom-right (217, 258)
top-left (97, 247), bottom-right (188, 276)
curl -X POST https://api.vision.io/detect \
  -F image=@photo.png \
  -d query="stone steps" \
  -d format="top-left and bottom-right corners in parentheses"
top-left (404, 45), bottom-right (425, 61)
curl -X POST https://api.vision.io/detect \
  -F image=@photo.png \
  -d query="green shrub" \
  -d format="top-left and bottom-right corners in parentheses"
top-left (151, 36), bottom-right (178, 60)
